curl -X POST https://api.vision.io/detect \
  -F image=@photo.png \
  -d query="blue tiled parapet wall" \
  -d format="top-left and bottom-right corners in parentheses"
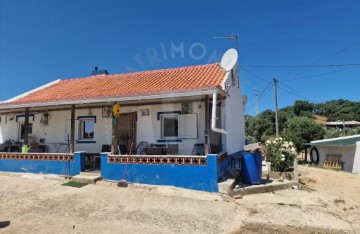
top-left (100, 152), bottom-right (229, 192)
top-left (0, 151), bottom-right (86, 176)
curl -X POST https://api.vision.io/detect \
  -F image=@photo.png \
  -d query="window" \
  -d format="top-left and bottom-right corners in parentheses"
top-left (19, 123), bottom-right (33, 140)
top-left (161, 114), bottom-right (179, 138)
top-left (79, 119), bottom-right (95, 140)
top-left (160, 113), bottom-right (197, 139)
top-left (179, 114), bottom-right (197, 139)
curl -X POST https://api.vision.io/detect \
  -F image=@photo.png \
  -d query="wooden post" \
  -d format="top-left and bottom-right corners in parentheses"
top-left (204, 95), bottom-right (210, 155)
top-left (24, 107), bottom-right (30, 145)
top-left (70, 105), bottom-right (75, 153)
top-left (111, 116), bottom-right (116, 154)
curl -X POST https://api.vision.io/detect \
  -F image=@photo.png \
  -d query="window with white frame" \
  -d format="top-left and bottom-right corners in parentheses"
top-left (160, 113), bottom-right (197, 139)
top-left (78, 118), bottom-right (95, 140)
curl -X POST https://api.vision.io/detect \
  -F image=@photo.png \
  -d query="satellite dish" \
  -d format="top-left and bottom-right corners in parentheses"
top-left (220, 48), bottom-right (238, 72)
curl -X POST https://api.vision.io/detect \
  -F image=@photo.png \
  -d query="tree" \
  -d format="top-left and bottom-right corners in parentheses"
top-left (315, 99), bottom-right (360, 121)
top-left (285, 117), bottom-right (325, 152)
top-left (293, 100), bottom-right (314, 117)
top-left (245, 113), bottom-right (275, 142)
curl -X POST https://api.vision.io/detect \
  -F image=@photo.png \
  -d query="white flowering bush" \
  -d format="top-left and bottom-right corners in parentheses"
top-left (264, 137), bottom-right (296, 172)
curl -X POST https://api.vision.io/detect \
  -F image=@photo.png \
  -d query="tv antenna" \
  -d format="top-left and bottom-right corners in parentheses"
top-left (214, 34), bottom-right (240, 87)
top-left (214, 34), bottom-right (239, 53)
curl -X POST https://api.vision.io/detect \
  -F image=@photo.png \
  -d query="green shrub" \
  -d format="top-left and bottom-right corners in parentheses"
top-left (265, 138), bottom-right (296, 172)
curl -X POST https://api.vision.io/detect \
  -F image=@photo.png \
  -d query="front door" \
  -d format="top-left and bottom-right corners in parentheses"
top-left (115, 112), bottom-right (137, 154)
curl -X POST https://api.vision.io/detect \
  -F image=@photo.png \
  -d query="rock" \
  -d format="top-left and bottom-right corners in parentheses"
top-left (278, 176), bottom-right (284, 182)
top-left (299, 177), bottom-right (306, 184)
top-left (299, 176), bottom-right (315, 185)
top-left (232, 194), bottom-right (243, 199)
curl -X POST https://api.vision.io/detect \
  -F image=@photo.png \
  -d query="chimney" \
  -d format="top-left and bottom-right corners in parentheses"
top-left (90, 66), bottom-right (109, 76)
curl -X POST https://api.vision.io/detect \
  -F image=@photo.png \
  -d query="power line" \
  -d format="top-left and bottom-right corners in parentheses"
top-left (278, 85), bottom-right (310, 101)
top-left (257, 83), bottom-right (273, 104)
top-left (282, 66), bottom-right (360, 81)
top-left (240, 63), bottom-right (360, 68)
top-left (277, 39), bottom-right (360, 79)
top-left (240, 67), bottom-right (272, 85)
top-left (258, 82), bottom-right (273, 97)
top-left (245, 83), bottom-right (272, 111)
top-left (280, 82), bottom-right (310, 102)
top-left (279, 82), bottom-right (306, 96)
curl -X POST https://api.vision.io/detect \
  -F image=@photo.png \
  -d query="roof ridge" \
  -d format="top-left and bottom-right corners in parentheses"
top-left (60, 63), bottom-right (220, 82)
top-left (0, 62), bottom-right (227, 108)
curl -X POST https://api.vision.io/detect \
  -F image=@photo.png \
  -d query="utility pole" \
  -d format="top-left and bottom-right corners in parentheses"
top-left (273, 78), bottom-right (279, 137)
top-left (255, 88), bottom-right (259, 115)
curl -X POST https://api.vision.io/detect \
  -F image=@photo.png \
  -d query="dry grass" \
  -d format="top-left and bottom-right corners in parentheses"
top-left (334, 198), bottom-right (346, 204)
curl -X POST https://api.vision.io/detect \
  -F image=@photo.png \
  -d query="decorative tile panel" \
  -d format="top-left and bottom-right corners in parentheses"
top-left (108, 155), bottom-right (207, 166)
top-left (0, 153), bottom-right (74, 162)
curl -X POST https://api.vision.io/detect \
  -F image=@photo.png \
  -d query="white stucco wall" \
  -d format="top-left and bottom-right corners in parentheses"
top-left (0, 108), bottom-right (112, 153)
top-left (316, 145), bottom-right (356, 173)
top-left (222, 71), bottom-right (246, 155)
top-left (122, 102), bottom-right (205, 155)
top-left (352, 142), bottom-right (360, 174)
top-left (0, 101), bottom-right (205, 155)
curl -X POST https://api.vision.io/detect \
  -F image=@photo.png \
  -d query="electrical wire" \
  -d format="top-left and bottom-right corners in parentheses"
top-left (277, 39), bottom-right (360, 79)
top-left (278, 85), bottom-right (310, 101)
top-left (240, 67), bottom-right (272, 85)
top-left (282, 66), bottom-right (360, 81)
top-left (257, 83), bottom-right (273, 103)
top-left (279, 82), bottom-right (308, 99)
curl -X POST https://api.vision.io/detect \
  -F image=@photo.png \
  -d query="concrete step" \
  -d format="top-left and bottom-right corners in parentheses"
top-left (217, 169), bottom-right (240, 193)
top-left (72, 173), bottom-right (102, 184)
top-left (229, 179), bottom-right (298, 196)
top-left (218, 178), bottom-right (237, 194)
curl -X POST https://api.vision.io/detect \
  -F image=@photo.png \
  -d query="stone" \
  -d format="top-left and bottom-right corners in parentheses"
top-left (232, 194), bottom-right (243, 199)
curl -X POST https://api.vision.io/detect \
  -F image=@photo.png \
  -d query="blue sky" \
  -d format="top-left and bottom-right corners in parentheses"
top-left (0, 0), bottom-right (359, 115)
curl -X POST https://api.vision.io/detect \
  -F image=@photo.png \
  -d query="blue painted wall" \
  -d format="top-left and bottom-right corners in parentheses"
top-left (101, 154), bottom-right (219, 192)
top-left (214, 153), bottom-right (230, 182)
top-left (0, 152), bottom-right (85, 176)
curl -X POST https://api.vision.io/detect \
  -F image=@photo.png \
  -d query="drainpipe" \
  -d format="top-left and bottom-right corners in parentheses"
top-left (211, 91), bottom-right (227, 134)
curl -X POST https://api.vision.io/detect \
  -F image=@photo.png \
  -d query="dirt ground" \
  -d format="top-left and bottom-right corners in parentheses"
top-left (0, 166), bottom-right (359, 234)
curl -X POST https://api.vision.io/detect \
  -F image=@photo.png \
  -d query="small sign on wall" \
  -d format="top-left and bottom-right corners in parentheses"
top-left (140, 109), bottom-right (150, 116)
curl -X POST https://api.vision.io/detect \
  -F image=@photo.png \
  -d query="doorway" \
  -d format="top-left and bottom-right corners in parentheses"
top-left (115, 112), bottom-right (137, 154)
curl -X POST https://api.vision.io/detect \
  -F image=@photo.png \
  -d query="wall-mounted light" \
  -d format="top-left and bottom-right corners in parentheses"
top-left (88, 108), bottom-right (93, 116)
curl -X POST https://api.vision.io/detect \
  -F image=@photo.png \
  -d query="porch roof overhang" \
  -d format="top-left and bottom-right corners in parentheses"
top-left (0, 88), bottom-right (227, 113)
top-left (304, 134), bottom-right (360, 147)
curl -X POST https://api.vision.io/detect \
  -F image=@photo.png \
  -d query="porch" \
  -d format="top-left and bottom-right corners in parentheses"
top-left (0, 150), bottom-right (229, 192)
top-left (0, 94), bottom-right (235, 191)
top-left (0, 92), bottom-right (227, 167)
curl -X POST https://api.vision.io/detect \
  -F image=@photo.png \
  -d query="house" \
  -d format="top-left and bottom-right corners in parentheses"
top-left (0, 50), bottom-right (245, 192)
top-left (307, 135), bottom-right (360, 174)
top-left (324, 121), bottom-right (360, 129)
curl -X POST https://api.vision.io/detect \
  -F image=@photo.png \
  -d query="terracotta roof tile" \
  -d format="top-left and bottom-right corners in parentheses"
top-left (6, 63), bottom-right (226, 105)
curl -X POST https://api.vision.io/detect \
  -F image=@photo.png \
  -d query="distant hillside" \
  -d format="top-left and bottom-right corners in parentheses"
top-left (314, 114), bottom-right (328, 125)
top-left (313, 99), bottom-right (360, 122)
top-left (245, 99), bottom-right (360, 145)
